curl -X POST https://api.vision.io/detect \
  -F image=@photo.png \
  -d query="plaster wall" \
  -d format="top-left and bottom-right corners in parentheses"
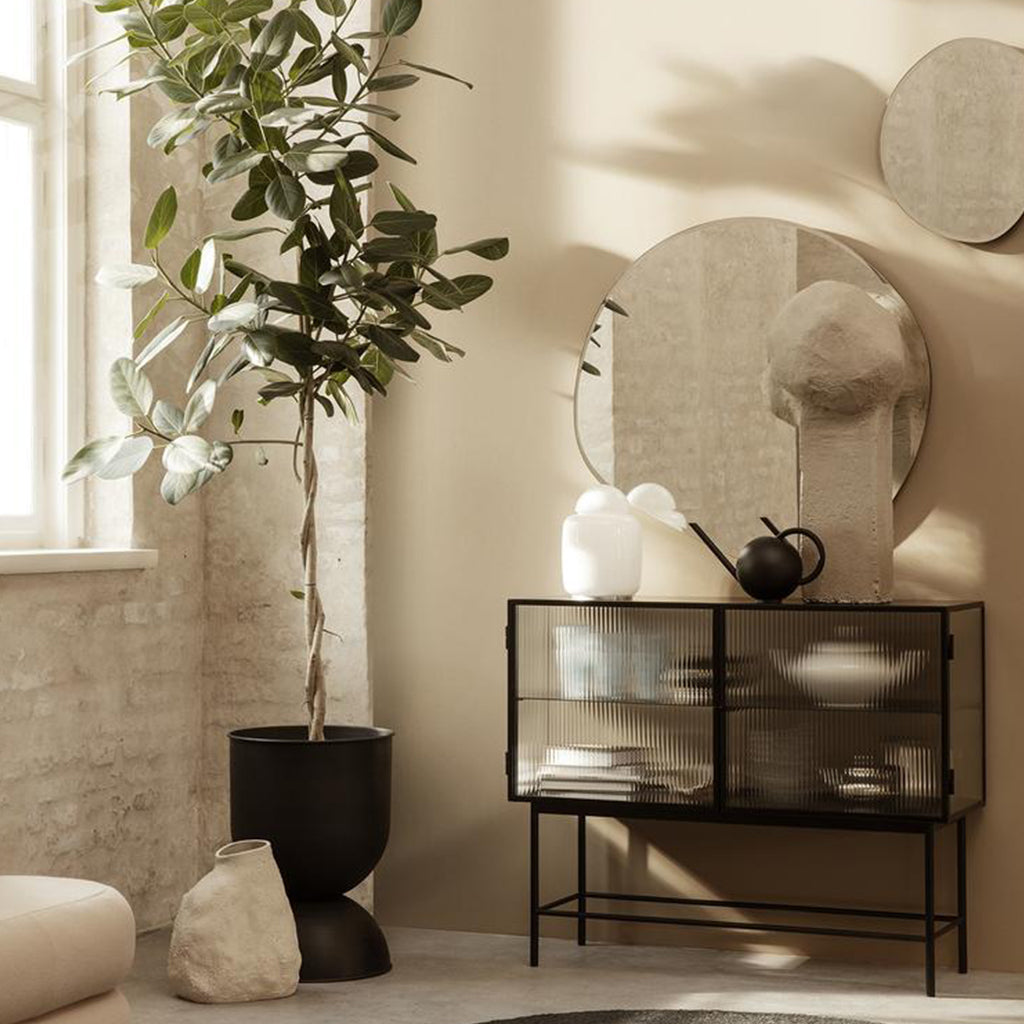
top-left (0, 2), bottom-right (371, 927)
top-left (370, 0), bottom-right (1024, 971)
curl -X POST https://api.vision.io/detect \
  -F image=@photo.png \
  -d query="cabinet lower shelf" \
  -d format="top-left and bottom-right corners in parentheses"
top-left (527, 803), bottom-right (972, 997)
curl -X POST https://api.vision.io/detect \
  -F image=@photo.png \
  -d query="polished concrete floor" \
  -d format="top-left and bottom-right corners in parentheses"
top-left (126, 927), bottom-right (1024, 1024)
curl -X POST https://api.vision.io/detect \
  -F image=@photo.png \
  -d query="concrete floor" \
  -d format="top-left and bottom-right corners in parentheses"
top-left (126, 927), bottom-right (1024, 1024)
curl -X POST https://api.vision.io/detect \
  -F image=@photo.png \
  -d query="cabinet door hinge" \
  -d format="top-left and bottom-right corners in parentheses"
top-left (505, 625), bottom-right (510, 650)
top-left (504, 750), bottom-right (511, 776)
top-left (946, 633), bottom-right (956, 660)
top-left (947, 768), bottom-right (956, 795)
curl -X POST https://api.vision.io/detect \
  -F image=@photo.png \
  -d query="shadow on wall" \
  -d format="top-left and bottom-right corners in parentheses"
top-left (570, 58), bottom-right (890, 204)
top-left (559, 51), bottom-right (1024, 966)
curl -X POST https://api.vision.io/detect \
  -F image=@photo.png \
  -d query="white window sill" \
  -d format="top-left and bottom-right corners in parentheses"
top-left (0, 548), bottom-right (159, 575)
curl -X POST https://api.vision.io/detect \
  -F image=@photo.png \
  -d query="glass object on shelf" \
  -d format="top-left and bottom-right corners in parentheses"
top-left (0, 118), bottom-right (36, 518)
top-left (0, 1), bottom-right (34, 84)
top-left (727, 707), bottom-right (942, 815)
top-left (516, 603), bottom-right (713, 705)
top-left (727, 609), bottom-right (940, 711)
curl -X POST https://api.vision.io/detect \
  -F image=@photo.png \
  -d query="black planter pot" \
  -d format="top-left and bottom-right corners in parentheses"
top-left (229, 725), bottom-right (393, 982)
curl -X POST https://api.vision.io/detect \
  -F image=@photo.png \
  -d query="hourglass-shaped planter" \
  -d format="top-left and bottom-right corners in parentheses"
top-left (229, 726), bottom-right (393, 982)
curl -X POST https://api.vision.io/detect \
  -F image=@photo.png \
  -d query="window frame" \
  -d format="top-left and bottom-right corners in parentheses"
top-left (0, 0), bottom-right (85, 550)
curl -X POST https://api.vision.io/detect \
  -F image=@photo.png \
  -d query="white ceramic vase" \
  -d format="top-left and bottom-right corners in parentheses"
top-left (168, 839), bottom-right (301, 1004)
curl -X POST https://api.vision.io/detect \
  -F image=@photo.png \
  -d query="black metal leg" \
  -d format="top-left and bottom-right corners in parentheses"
top-left (577, 814), bottom-right (587, 946)
top-left (957, 817), bottom-right (968, 974)
top-left (924, 827), bottom-right (936, 997)
top-left (530, 804), bottom-right (539, 966)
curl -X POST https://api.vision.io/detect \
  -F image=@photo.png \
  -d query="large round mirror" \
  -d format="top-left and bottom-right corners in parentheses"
top-left (881, 38), bottom-right (1024, 243)
top-left (574, 218), bottom-right (930, 557)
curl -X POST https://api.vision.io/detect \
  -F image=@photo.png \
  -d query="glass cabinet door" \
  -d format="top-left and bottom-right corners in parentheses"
top-left (512, 604), bottom-right (714, 806)
top-left (723, 608), bottom-right (945, 817)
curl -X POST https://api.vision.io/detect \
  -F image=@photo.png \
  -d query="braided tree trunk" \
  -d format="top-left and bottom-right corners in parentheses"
top-left (301, 379), bottom-right (327, 741)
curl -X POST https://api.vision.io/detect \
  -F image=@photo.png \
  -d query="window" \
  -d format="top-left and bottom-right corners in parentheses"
top-left (0, 1), bottom-right (81, 549)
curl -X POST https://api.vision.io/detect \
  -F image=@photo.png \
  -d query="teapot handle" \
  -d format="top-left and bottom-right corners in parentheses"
top-left (778, 527), bottom-right (826, 586)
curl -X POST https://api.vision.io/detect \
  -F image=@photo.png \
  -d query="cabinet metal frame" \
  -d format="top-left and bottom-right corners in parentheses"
top-left (506, 598), bottom-right (985, 996)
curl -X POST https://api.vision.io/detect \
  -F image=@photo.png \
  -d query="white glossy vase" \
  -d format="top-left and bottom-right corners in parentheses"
top-left (168, 840), bottom-right (301, 1003)
top-left (561, 485), bottom-right (642, 599)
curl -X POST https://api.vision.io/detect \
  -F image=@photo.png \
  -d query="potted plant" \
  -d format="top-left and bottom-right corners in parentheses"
top-left (67, 0), bottom-right (507, 980)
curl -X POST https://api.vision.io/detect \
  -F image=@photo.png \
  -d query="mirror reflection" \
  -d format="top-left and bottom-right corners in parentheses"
top-left (574, 218), bottom-right (930, 557)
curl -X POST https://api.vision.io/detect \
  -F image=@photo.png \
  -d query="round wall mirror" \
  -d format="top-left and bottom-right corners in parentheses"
top-left (881, 38), bottom-right (1024, 243)
top-left (574, 218), bottom-right (930, 557)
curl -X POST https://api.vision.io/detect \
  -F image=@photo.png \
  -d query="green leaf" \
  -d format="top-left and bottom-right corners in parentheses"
top-left (205, 225), bottom-right (283, 242)
top-left (163, 434), bottom-right (218, 474)
top-left (315, 0), bottom-right (346, 15)
top-left (371, 209), bottom-right (437, 236)
top-left (382, 0), bottom-right (421, 35)
top-left (94, 437), bottom-right (154, 480)
top-left (330, 33), bottom-right (368, 75)
top-left (421, 274), bottom-right (493, 309)
top-left (160, 469), bottom-right (209, 505)
top-left (136, 315), bottom-right (190, 368)
top-left (152, 400), bottom-right (185, 436)
top-left (145, 186), bottom-right (178, 249)
top-left (232, 186), bottom-right (269, 221)
top-left (109, 357), bottom-right (154, 418)
top-left (282, 143), bottom-right (348, 174)
top-left (360, 324), bottom-right (420, 362)
top-left (196, 239), bottom-right (218, 293)
top-left (251, 10), bottom-right (296, 71)
top-left (180, 249), bottom-right (201, 290)
top-left (231, 408), bottom-right (245, 434)
top-left (367, 73), bottom-right (418, 92)
top-left (208, 300), bottom-right (259, 332)
top-left (603, 297), bottom-right (629, 317)
top-left (398, 59), bottom-right (472, 89)
top-left (289, 588), bottom-right (305, 600)
top-left (96, 263), bottom-right (159, 289)
top-left (388, 181), bottom-right (416, 212)
top-left (259, 105), bottom-right (320, 127)
top-left (410, 328), bottom-right (453, 362)
top-left (183, 380), bottom-right (217, 431)
top-left (266, 282), bottom-right (340, 321)
top-left (581, 360), bottom-right (601, 376)
top-left (207, 147), bottom-right (264, 183)
top-left (134, 291), bottom-right (169, 340)
top-left (183, 0), bottom-right (228, 34)
top-left (224, 0), bottom-right (273, 22)
top-left (266, 175), bottom-right (306, 220)
top-left (147, 110), bottom-right (194, 150)
top-left (443, 237), bottom-right (510, 260)
top-left (62, 436), bottom-right (124, 483)
top-left (259, 380), bottom-right (304, 400)
top-left (363, 124), bottom-right (416, 164)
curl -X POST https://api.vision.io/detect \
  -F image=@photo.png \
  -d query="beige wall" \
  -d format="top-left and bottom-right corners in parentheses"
top-left (370, 0), bottom-right (1024, 971)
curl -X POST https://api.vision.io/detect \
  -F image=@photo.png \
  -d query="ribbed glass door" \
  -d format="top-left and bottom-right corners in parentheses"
top-left (723, 608), bottom-right (944, 817)
top-left (513, 604), bottom-right (714, 806)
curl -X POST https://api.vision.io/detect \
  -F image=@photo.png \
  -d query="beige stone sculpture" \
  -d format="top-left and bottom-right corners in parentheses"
top-left (168, 840), bottom-right (301, 1003)
top-left (767, 281), bottom-right (909, 603)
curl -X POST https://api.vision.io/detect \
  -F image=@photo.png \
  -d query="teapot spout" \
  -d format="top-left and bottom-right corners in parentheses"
top-left (688, 521), bottom-right (738, 580)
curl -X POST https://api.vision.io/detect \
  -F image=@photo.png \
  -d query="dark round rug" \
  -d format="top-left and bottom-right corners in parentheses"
top-left (478, 1013), bottom-right (875, 1024)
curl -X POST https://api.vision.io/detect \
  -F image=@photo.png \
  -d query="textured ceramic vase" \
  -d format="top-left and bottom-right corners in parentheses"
top-left (168, 839), bottom-right (301, 1003)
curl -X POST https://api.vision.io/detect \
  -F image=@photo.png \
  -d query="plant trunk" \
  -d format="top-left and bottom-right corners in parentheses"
top-left (301, 380), bottom-right (326, 741)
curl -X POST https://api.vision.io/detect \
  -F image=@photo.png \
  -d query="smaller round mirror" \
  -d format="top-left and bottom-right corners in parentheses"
top-left (881, 37), bottom-right (1024, 243)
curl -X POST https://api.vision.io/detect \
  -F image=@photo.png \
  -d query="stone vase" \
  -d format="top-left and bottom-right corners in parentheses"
top-left (168, 839), bottom-right (301, 1003)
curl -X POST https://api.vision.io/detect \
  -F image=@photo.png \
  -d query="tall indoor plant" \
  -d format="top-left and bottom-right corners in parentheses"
top-left (67, 0), bottom-right (507, 980)
top-left (68, 0), bottom-right (507, 739)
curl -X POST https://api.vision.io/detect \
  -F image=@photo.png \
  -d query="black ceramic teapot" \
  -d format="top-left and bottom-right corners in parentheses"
top-left (689, 516), bottom-right (826, 602)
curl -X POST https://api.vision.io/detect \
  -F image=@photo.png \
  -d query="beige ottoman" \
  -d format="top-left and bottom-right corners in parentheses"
top-left (0, 877), bottom-right (135, 1024)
